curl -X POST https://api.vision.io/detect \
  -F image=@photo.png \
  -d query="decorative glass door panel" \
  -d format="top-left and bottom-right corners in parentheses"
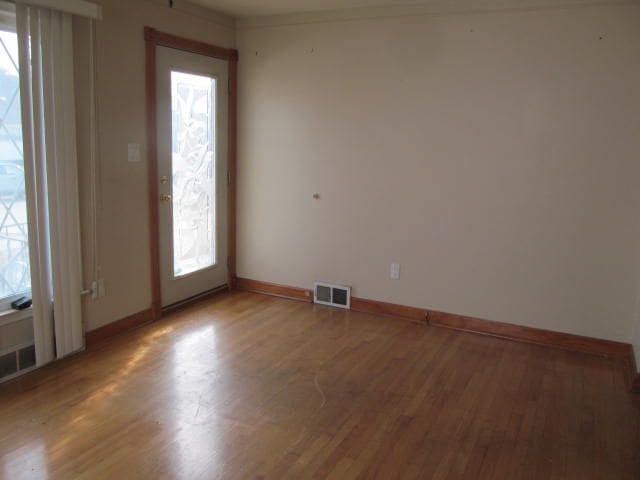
top-left (170, 71), bottom-right (216, 278)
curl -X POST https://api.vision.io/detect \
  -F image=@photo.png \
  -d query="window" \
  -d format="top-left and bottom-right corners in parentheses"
top-left (0, 27), bottom-right (30, 303)
top-left (171, 70), bottom-right (217, 277)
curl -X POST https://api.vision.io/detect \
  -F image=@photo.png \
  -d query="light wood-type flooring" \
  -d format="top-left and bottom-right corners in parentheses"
top-left (0, 292), bottom-right (638, 479)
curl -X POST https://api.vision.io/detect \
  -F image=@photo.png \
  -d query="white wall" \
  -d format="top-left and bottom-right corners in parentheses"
top-left (633, 320), bottom-right (640, 367)
top-left (633, 287), bottom-right (640, 363)
top-left (236, 3), bottom-right (640, 342)
top-left (73, 0), bottom-right (235, 332)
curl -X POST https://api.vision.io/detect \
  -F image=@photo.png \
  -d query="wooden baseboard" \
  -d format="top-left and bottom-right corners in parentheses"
top-left (86, 286), bottom-right (231, 347)
top-left (428, 310), bottom-right (632, 359)
top-left (428, 309), bottom-right (639, 392)
top-left (85, 309), bottom-right (153, 348)
top-left (628, 353), bottom-right (640, 393)
top-left (235, 277), bottom-right (313, 302)
top-left (351, 296), bottom-right (427, 323)
top-left (233, 276), bottom-right (639, 392)
top-left (429, 309), bottom-right (640, 392)
top-left (235, 277), bottom-right (426, 321)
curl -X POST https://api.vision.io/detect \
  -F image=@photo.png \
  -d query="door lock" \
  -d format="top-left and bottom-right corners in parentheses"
top-left (160, 176), bottom-right (169, 184)
top-left (159, 194), bottom-right (172, 202)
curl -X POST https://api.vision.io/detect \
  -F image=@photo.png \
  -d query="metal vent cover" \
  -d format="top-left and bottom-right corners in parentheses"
top-left (0, 344), bottom-right (36, 383)
top-left (0, 351), bottom-right (17, 378)
top-left (314, 282), bottom-right (351, 309)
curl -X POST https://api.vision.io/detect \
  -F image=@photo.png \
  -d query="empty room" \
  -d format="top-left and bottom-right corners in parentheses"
top-left (0, 0), bottom-right (639, 478)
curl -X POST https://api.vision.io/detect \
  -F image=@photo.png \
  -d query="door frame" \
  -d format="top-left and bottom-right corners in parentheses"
top-left (145, 27), bottom-right (238, 321)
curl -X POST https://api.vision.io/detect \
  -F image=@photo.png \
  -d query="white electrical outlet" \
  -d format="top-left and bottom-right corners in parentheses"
top-left (390, 262), bottom-right (400, 280)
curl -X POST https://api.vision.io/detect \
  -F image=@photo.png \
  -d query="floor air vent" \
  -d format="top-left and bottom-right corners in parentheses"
top-left (314, 282), bottom-right (351, 309)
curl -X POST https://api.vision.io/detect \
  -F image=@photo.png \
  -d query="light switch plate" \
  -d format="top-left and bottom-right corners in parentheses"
top-left (128, 143), bottom-right (141, 162)
top-left (390, 262), bottom-right (400, 280)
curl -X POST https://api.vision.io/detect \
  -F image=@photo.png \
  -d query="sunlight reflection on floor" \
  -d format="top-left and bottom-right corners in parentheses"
top-left (2, 440), bottom-right (48, 480)
top-left (171, 325), bottom-right (221, 478)
top-left (39, 325), bottom-right (178, 475)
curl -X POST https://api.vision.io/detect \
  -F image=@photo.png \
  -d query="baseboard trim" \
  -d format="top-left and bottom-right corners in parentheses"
top-left (351, 296), bottom-right (427, 323)
top-left (86, 286), bottom-right (231, 347)
top-left (235, 277), bottom-right (426, 321)
top-left (428, 310), bottom-right (632, 359)
top-left (85, 309), bottom-right (153, 348)
top-left (233, 276), bottom-right (639, 391)
top-left (629, 353), bottom-right (640, 393)
top-left (235, 277), bottom-right (313, 302)
top-left (162, 285), bottom-right (229, 315)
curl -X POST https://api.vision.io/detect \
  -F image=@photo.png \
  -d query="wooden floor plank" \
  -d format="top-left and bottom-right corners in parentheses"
top-left (0, 291), bottom-right (638, 479)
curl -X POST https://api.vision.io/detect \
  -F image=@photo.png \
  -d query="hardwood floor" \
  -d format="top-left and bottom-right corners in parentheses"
top-left (0, 292), bottom-right (638, 479)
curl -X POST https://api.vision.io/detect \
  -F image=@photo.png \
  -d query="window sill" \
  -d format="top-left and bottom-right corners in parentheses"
top-left (0, 306), bottom-right (33, 327)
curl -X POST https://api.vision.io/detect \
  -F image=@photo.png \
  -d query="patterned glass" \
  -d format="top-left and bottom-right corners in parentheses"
top-left (170, 71), bottom-right (216, 277)
top-left (0, 30), bottom-right (30, 299)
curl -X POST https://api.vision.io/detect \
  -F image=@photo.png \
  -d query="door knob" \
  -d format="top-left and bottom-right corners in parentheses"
top-left (159, 194), bottom-right (172, 202)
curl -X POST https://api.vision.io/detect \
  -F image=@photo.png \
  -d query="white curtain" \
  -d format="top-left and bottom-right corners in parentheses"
top-left (17, 4), bottom-right (83, 363)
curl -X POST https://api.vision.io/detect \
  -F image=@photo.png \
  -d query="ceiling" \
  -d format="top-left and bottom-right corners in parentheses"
top-left (185, 0), bottom-right (616, 19)
top-left (187, 0), bottom-right (440, 17)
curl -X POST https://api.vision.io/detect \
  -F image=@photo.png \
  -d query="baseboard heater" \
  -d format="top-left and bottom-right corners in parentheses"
top-left (314, 282), bottom-right (351, 309)
top-left (0, 343), bottom-right (36, 383)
